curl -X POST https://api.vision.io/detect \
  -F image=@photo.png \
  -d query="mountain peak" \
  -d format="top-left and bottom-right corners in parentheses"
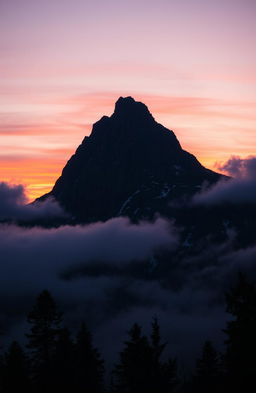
top-left (112, 96), bottom-right (154, 121)
top-left (39, 96), bottom-right (223, 222)
top-left (116, 96), bottom-right (136, 105)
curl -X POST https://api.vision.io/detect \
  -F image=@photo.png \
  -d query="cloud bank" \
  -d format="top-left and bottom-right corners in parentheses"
top-left (1, 211), bottom-right (255, 368)
top-left (0, 215), bottom-right (177, 333)
top-left (1, 175), bottom-right (256, 368)
top-left (0, 182), bottom-right (65, 220)
top-left (193, 156), bottom-right (256, 205)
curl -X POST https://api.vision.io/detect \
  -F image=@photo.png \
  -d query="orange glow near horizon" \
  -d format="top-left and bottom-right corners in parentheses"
top-left (0, 159), bottom-right (66, 201)
top-left (1, 1), bottom-right (256, 201)
top-left (1, 92), bottom-right (256, 201)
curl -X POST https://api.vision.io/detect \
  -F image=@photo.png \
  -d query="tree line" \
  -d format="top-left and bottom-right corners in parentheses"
top-left (0, 273), bottom-right (256, 392)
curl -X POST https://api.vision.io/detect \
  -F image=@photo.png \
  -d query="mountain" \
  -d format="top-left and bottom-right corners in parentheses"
top-left (39, 96), bottom-right (223, 222)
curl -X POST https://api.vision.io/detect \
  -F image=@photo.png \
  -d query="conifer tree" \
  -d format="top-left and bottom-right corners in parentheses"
top-left (52, 327), bottom-right (75, 390)
top-left (113, 323), bottom-right (152, 393)
top-left (26, 290), bottom-right (62, 392)
top-left (2, 341), bottom-right (30, 393)
top-left (74, 323), bottom-right (104, 393)
top-left (0, 346), bottom-right (3, 392)
top-left (113, 320), bottom-right (177, 393)
top-left (150, 318), bottom-right (178, 393)
top-left (224, 273), bottom-right (256, 392)
top-left (192, 340), bottom-right (221, 393)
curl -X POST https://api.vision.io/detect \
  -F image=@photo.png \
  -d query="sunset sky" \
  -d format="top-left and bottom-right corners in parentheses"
top-left (1, 0), bottom-right (256, 200)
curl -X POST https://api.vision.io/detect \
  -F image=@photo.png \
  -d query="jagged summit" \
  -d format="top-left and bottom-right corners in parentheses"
top-left (112, 96), bottom-right (154, 122)
top-left (90, 96), bottom-right (156, 141)
top-left (39, 97), bottom-right (222, 222)
top-left (90, 96), bottom-right (180, 145)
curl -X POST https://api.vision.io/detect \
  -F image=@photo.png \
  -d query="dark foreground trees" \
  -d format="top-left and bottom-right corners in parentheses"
top-left (190, 273), bottom-right (256, 393)
top-left (1, 341), bottom-right (30, 393)
top-left (2, 290), bottom-right (104, 393)
top-left (191, 340), bottom-right (222, 393)
top-left (74, 323), bottom-right (104, 392)
top-left (52, 327), bottom-right (75, 390)
top-left (26, 290), bottom-right (62, 392)
top-left (224, 273), bottom-right (256, 392)
top-left (112, 319), bottom-right (178, 393)
top-left (1, 273), bottom-right (256, 393)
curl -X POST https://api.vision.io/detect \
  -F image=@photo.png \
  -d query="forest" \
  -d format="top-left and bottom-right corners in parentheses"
top-left (0, 273), bottom-right (255, 393)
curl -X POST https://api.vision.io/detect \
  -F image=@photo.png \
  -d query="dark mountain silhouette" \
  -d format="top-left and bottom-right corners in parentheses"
top-left (39, 97), bottom-right (222, 222)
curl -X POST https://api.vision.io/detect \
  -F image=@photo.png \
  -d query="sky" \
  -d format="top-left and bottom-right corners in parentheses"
top-left (1, 0), bottom-right (256, 200)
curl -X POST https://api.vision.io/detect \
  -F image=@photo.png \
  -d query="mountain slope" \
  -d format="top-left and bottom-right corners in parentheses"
top-left (40, 97), bottom-right (222, 222)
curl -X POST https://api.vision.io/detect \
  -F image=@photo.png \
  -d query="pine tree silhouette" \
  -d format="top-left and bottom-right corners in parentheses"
top-left (0, 346), bottom-right (3, 392)
top-left (150, 318), bottom-right (178, 393)
top-left (113, 323), bottom-right (152, 393)
top-left (26, 290), bottom-right (62, 392)
top-left (1, 341), bottom-right (30, 393)
top-left (224, 272), bottom-right (256, 392)
top-left (52, 327), bottom-right (75, 390)
top-left (113, 320), bottom-right (177, 393)
top-left (74, 323), bottom-right (104, 392)
top-left (192, 340), bottom-right (222, 393)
